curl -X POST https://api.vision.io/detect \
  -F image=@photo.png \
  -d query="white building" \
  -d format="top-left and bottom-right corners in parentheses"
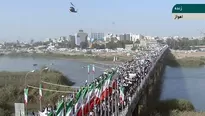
top-left (131, 34), bottom-right (144, 42)
top-left (145, 36), bottom-right (155, 40)
top-left (125, 44), bottom-right (133, 50)
top-left (104, 33), bottom-right (115, 42)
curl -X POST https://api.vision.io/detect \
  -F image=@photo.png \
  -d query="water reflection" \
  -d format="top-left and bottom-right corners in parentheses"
top-left (161, 66), bottom-right (205, 111)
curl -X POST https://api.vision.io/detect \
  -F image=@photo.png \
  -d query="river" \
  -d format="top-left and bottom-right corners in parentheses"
top-left (0, 56), bottom-right (205, 111)
top-left (160, 66), bottom-right (205, 111)
top-left (0, 56), bottom-right (104, 86)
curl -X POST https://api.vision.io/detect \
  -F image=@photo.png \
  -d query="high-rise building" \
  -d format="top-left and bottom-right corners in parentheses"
top-left (75, 30), bottom-right (88, 47)
top-left (125, 34), bottom-right (131, 41)
top-left (69, 35), bottom-right (75, 43)
top-left (76, 30), bottom-right (88, 42)
top-left (119, 34), bottom-right (131, 41)
top-left (91, 33), bottom-right (104, 40)
top-left (119, 34), bottom-right (125, 41)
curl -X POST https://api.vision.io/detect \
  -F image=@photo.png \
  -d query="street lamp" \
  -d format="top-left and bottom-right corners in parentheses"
top-left (38, 67), bottom-right (49, 111)
top-left (40, 67), bottom-right (49, 78)
top-left (24, 70), bottom-right (35, 86)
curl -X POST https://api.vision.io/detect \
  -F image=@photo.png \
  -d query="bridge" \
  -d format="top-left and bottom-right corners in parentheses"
top-left (119, 45), bottom-right (169, 116)
top-left (36, 45), bottom-right (169, 116)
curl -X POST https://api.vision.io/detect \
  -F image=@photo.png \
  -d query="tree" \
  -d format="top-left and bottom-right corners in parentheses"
top-left (106, 41), bottom-right (117, 49)
top-left (135, 40), bottom-right (140, 44)
top-left (80, 42), bottom-right (88, 49)
top-left (92, 43), bottom-right (105, 49)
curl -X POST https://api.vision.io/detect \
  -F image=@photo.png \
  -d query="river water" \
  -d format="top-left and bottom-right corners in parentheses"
top-left (160, 66), bottom-right (205, 111)
top-left (0, 56), bottom-right (104, 86)
top-left (0, 56), bottom-right (204, 111)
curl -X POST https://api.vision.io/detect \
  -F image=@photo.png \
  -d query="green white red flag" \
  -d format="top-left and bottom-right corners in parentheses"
top-left (24, 88), bottom-right (29, 105)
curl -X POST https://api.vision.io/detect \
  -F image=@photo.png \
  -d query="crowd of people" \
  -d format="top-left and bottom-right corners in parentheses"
top-left (92, 44), bottom-right (167, 116)
top-left (37, 44), bottom-right (167, 116)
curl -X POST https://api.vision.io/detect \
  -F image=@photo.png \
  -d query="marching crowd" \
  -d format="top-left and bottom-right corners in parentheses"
top-left (37, 44), bottom-right (167, 116)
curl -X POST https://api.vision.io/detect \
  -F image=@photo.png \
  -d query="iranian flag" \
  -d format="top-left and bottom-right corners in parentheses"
top-left (66, 100), bottom-right (73, 116)
top-left (95, 79), bottom-right (104, 105)
top-left (56, 100), bottom-right (64, 116)
top-left (48, 112), bottom-right (54, 116)
top-left (83, 83), bottom-right (95, 115)
top-left (100, 73), bottom-right (112, 101)
top-left (74, 88), bottom-right (83, 113)
top-left (76, 87), bottom-right (88, 116)
top-left (119, 86), bottom-right (125, 104)
top-left (39, 84), bottom-right (42, 100)
top-left (92, 64), bottom-right (95, 73)
top-left (24, 88), bottom-right (28, 105)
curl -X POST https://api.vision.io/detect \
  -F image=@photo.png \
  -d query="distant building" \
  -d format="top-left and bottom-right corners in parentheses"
top-left (125, 44), bottom-right (133, 50)
top-left (75, 30), bottom-right (88, 46)
top-left (139, 39), bottom-right (147, 47)
top-left (125, 34), bottom-right (131, 41)
top-left (119, 34), bottom-right (125, 41)
top-left (69, 35), bottom-right (75, 45)
top-left (104, 33), bottom-right (115, 42)
top-left (119, 34), bottom-right (131, 41)
top-left (59, 36), bottom-right (66, 40)
top-left (91, 33), bottom-right (104, 41)
top-left (131, 34), bottom-right (144, 42)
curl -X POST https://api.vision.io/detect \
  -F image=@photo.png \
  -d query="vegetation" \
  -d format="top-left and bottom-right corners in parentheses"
top-left (166, 38), bottom-right (205, 50)
top-left (0, 70), bottom-right (74, 115)
top-left (105, 40), bottom-right (134, 49)
top-left (149, 99), bottom-right (195, 116)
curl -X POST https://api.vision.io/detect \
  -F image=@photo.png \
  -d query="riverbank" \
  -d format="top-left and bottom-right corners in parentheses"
top-left (165, 51), bottom-right (205, 67)
top-left (149, 99), bottom-right (205, 116)
top-left (2, 52), bottom-right (129, 63)
top-left (0, 70), bottom-right (74, 115)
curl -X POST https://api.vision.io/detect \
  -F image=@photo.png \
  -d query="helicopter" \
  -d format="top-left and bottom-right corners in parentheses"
top-left (70, 2), bottom-right (78, 13)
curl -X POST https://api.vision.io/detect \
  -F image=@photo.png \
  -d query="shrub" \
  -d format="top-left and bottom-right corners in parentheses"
top-left (155, 99), bottom-right (195, 112)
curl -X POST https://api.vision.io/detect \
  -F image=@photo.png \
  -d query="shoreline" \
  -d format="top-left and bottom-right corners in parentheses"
top-left (1, 52), bottom-right (125, 64)
top-left (165, 51), bottom-right (205, 67)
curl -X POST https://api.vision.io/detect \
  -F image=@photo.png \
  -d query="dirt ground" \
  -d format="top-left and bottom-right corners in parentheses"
top-left (171, 50), bottom-right (205, 59)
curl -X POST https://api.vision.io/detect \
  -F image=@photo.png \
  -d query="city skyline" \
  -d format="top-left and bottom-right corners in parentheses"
top-left (1, 0), bottom-right (205, 41)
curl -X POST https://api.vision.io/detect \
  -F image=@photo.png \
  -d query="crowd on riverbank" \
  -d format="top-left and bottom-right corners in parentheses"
top-left (37, 44), bottom-right (168, 116)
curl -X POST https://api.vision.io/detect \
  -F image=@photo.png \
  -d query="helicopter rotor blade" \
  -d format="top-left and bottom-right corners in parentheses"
top-left (70, 2), bottom-right (75, 7)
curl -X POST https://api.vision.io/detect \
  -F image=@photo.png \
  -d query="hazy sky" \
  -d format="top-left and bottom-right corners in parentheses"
top-left (0, 0), bottom-right (205, 41)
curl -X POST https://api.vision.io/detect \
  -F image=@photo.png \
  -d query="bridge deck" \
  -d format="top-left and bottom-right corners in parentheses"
top-left (119, 46), bottom-right (168, 116)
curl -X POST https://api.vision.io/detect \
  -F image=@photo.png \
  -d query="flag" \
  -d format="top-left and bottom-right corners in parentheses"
top-left (76, 87), bottom-right (88, 116)
top-left (56, 100), bottom-right (64, 116)
top-left (86, 84), bottom-right (95, 103)
top-left (66, 100), bottom-right (73, 116)
top-left (24, 88), bottom-right (28, 105)
top-left (100, 73), bottom-right (112, 101)
top-left (74, 88), bottom-right (83, 112)
top-left (87, 65), bottom-right (90, 74)
top-left (39, 84), bottom-right (42, 100)
top-left (119, 86), bottom-right (125, 104)
top-left (84, 83), bottom-right (95, 115)
top-left (92, 64), bottom-right (95, 73)
top-left (48, 112), bottom-right (53, 116)
top-left (95, 79), bottom-right (104, 105)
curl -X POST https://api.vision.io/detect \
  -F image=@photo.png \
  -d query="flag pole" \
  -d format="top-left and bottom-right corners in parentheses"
top-left (39, 83), bottom-right (42, 111)
top-left (111, 82), bottom-right (114, 115)
top-left (87, 64), bottom-right (90, 115)
top-left (24, 87), bottom-right (28, 116)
